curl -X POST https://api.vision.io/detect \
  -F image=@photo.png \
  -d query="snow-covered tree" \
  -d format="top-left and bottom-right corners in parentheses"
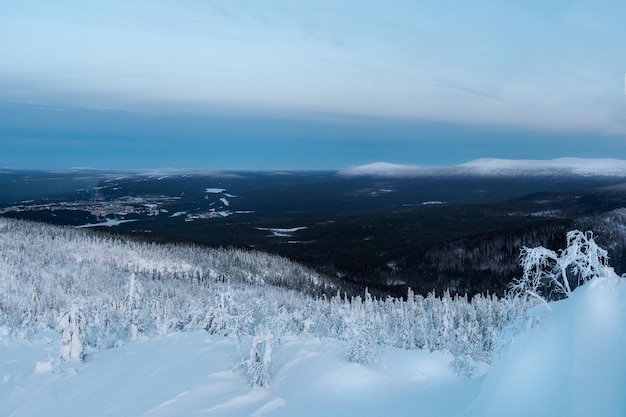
top-left (128, 273), bottom-right (144, 340)
top-left (511, 230), bottom-right (609, 306)
top-left (58, 304), bottom-right (87, 362)
top-left (346, 291), bottom-right (384, 364)
top-left (246, 334), bottom-right (274, 387)
top-left (0, 218), bottom-right (514, 371)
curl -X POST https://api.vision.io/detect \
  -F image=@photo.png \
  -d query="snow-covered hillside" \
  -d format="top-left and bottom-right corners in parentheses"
top-left (1, 219), bottom-right (625, 416)
top-left (338, 158), bottom-right (626, 178)
top-left (0, 218), bottom-right (508, 360)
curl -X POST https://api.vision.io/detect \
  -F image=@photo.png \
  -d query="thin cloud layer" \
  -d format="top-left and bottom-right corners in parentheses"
top-left (2, 0), bottom-right (625, 132)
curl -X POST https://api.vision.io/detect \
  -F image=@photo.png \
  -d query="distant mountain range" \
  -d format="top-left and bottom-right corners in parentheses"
top-left (337, 158), bottom-right (626, 178)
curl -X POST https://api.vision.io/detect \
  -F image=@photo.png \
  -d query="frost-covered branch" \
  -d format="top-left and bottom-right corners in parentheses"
top-left (511, 230), bottom-right (610, 306)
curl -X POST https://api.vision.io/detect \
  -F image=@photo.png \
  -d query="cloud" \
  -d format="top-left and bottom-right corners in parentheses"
top-left (0, 0), bottom-right (625, 134)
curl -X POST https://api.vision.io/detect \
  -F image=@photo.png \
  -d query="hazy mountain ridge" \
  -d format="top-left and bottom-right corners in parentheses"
top-left (338, 158), bottom-right (626, 178)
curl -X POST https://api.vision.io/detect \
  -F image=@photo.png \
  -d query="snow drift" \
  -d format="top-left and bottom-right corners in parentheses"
top-left (468, 270), bottom-right (626, 417)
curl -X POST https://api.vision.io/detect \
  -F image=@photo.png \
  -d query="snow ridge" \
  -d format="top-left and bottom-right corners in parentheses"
top-left (338, 158), bottom-right (626, 178)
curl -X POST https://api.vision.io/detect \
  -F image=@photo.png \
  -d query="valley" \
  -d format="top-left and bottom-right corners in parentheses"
top-left (2, 163), bottom-right (626, 297)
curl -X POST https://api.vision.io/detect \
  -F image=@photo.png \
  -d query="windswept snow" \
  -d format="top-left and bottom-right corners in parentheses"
top-left (338, 158), bottom-right (626, 178)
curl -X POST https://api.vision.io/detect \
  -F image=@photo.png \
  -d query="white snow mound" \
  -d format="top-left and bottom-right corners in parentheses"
top-left (468, 272), bottom-right (626, 417)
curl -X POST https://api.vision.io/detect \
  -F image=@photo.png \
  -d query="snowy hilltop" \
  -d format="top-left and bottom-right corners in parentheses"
top-left (0, 219), bottom-right (625, 416)
top-left (338, 158), bottom-right (626, 178)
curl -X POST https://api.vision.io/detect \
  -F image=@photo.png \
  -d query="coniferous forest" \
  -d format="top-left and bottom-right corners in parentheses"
top-left (0, 218), bottom-right (515, 379)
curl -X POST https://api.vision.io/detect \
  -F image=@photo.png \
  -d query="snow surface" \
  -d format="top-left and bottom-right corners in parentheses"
top-left (0, 332), bottom-right (483, 417)
top-left (256, 227), bottom-right (308, 233)
top-left (465, 272), bottom-right (626, 417)
top-left (338, 158), bottom-right (626, 178)
top-left (256, 227), bottom-right (308, 237)
top-left (75, 218), bottom-right (138, 228)
top-left (4, 270), bottom-right (625, 417)
top-left (2, 218), bottom-right (626, 416)
top-left (3, 271), bottom-right (625, 417)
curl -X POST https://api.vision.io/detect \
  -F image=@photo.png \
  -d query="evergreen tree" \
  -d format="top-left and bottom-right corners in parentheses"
top-left (58, 304), bottom-right (87, 362)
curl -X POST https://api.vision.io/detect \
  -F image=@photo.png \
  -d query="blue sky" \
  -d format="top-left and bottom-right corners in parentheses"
top-left (1, 0), bottom-right (626, 170)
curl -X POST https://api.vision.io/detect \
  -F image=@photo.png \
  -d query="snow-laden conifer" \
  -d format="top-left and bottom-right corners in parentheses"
top-left (346, 290), bottom-right (384, 364)
top-left (128, 273), bottom-right (144, 340)
top-left (58, 304), bottom-right (86, 362)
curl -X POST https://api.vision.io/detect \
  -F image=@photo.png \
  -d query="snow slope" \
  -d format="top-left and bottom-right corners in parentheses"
top-left (2, 219), bottom-right (626, 416)
top-left (468, 272), bottom-right (626, 417)
top-left (338, 158), bottom-right (626, 178)
top-left (4, 269), bottom-right (625, 417)
top-left (1, 284), bottom-right (623, 417)
top-left (0, 331), bottom-right (484, 417)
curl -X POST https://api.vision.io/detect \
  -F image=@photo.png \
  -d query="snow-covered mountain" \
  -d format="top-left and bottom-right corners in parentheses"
top-left (337, 162), bottom-right (433, 178)
top-left (338, 158), bottom-right (626, 178)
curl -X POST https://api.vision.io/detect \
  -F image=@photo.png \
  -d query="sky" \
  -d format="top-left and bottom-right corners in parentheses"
top-left (1, 0), bottom-right (626, 170)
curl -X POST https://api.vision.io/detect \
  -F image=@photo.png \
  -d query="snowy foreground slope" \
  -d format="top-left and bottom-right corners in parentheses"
top-left (467, 273), bottom-right (626, 417)
top-left (1, 219), bottom-right (625, 416)
top-left (3, 279), bottom-right (625, 417)
top-left (1, 331), bottom-right (484, 417)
